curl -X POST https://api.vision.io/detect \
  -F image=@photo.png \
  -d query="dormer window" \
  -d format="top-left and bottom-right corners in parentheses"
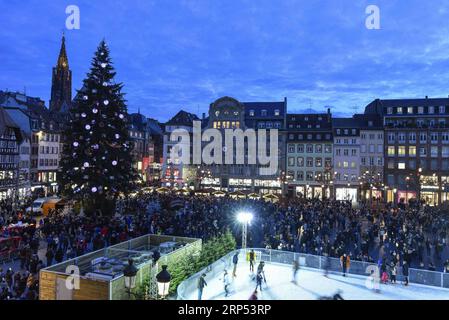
top-left (261, 109), bottom-right (267, 116)
top-left (249, 110), bottom-right (255, 116)
top-left (274, 109), bottom-right (280, 116)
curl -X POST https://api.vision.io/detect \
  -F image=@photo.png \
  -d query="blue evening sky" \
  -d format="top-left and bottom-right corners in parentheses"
top-left (1, 0), bottom-right (449, 121)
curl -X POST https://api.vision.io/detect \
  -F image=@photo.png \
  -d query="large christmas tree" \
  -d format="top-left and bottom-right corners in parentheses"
top-left (60, 40), bottom-right (138, 213)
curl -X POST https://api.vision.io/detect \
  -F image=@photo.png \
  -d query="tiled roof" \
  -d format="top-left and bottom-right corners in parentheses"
top-left (166, 110), bottom-right (199, 126)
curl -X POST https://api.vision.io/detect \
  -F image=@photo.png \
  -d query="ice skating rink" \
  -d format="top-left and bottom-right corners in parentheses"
top-left (183, 262), bottom-right (449, 300)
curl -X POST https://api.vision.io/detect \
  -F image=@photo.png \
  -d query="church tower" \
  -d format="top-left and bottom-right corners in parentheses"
top-left (49, 34), bottom-right (72, 113)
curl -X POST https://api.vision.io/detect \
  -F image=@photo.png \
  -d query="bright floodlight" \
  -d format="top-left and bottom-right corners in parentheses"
top-left (237, 212), bottom-right (253, 224)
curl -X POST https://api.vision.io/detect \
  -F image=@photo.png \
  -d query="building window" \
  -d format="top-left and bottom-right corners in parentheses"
top-left (306, 158), bottom-right (313, 167)
top-left (306, 144), bottom-right (313, 153)
top-left (274, 109), bottom-right (280, 116)
top-left (398, 146), bottom-right (406, 157)
top-left (388, 133), bottom-right (395, 143)
top-left (397, 107), bottom-right (403, 114)
top-left (442, 132), bottom-right (449, 143)
top-left (418, 106), bottom-right (424, 114)
top-left (315, 158), bottom-right (322, 167)
top-left (306, 172), bottom-right (314, 181)
top-left (430, 132), bottom-right (439, 143)
top-left (288, 144), bottom-right (295, 153)
top-left (419, 147), bottom-right (427, 157)
top-left (407, 107), bottom-right (413, 114)
top-left (249, 110), bottom-right (255, 116)
top-left (288, 157), bottom-right (296, 166)
top-left (429, 106), bottom-right (435, 114)
top-left (409, 146), bottom-right (416, 156)
top-left (419, 133), bottom-right (427, 143)
top-left (442, 147), bottom-right (449, 157)
top-left (297, 157), bottom-right (304, 167)
top-left (398, 162), bottom-right (406, 170)
top-left (315, 144), bottom-right (322, 153)
top-left (388, 146), bottom-right (395, 156)
top-left (261, 110), bottom-right (267, 116)
top-left (387, 107), bottom-right (393, 114)
top-left (440, 106), bottom-right (446, 114)
top-left (297, 144), bottom-right (304, 153)
top-left (431, 146), bottom-right (439, 157)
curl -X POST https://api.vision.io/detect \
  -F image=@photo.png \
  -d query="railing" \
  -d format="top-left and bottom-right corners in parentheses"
top-left (177, 248), bottom-right (449, 300)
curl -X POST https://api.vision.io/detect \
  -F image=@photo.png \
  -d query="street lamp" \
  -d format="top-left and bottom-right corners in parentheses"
top-left (156, 265), bottom-right (172, 299)
top-left (123, 259), bottom-right (138, 299)
top-left (237, 212), bottom-right (253, 249)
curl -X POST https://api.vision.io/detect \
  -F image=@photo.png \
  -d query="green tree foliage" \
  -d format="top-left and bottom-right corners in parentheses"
top-left (137, 230), bottom-right (237, 298)
top-left (59, 40), bottom-right (138, 213)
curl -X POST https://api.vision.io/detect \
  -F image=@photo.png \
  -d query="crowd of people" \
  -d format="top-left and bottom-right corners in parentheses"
top-left (0, 191), bottom-right (449, 300)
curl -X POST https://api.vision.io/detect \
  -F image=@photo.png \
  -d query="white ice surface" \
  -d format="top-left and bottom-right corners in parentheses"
top-left (185, 262), bottom-right (449, 300)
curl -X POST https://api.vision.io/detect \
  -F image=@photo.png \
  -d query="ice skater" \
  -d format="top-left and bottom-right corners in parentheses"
top-left (340, 253), bottom-right (350, 277)
top-left (319, 290), bottom-right (344, 300)
top-left (256, 261), bottom-right (266, 282)
top-left (249, 290), bottom-right (258, 300)
top-left (222, 270), bottom-right (231, 297)
top-left (232, 252), bottom-right (239, 277)
top-left (249, 250), bottom-right (255, 273)
top-left (197, 273), bottom-right (207, 300)
top-left (402, 261), bottom-right (409, 286)
top-left (292, 258), bottom-right (300, 284)
top-left (390, 263), bottom-right (397, 284)
top-left (255, 272), bottom-right (264, 291)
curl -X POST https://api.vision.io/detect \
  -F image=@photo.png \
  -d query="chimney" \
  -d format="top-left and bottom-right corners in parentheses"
top-left (425, 95), bottom-right (428, 99)
top-left (202, 112), bottom-right (206, 120)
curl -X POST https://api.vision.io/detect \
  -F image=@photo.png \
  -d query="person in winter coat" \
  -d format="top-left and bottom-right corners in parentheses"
top-left (390, 263), bottom-right (397, 284)
top-left (45, 247), bottom-right (54, 267)
top-left (255, 272), bottom-right (264, 291)
top-left (249, 250), bottom-right (255, 273)
top-left (249, 290), bottom-right (258, 300)
top-left (222, 270), bottom-right (230, 297)
top-left (232, 252), bottom-right (239, 277)
top-left (402, 261), bottom-right (409, 286)
top-left (292, 258), bottom-right (300, 284)
top-left (340, 254), bottom-right (350, 277)
top-left (55, 247), bottom-right (64, 264)
top-left (197, 274), bottom-right (207, 300)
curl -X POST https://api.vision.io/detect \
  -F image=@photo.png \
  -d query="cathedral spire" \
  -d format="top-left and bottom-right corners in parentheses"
top-left (57, 32), bottom-right (69, 69)
top-left (50, 33), bottom-right (72, 113)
